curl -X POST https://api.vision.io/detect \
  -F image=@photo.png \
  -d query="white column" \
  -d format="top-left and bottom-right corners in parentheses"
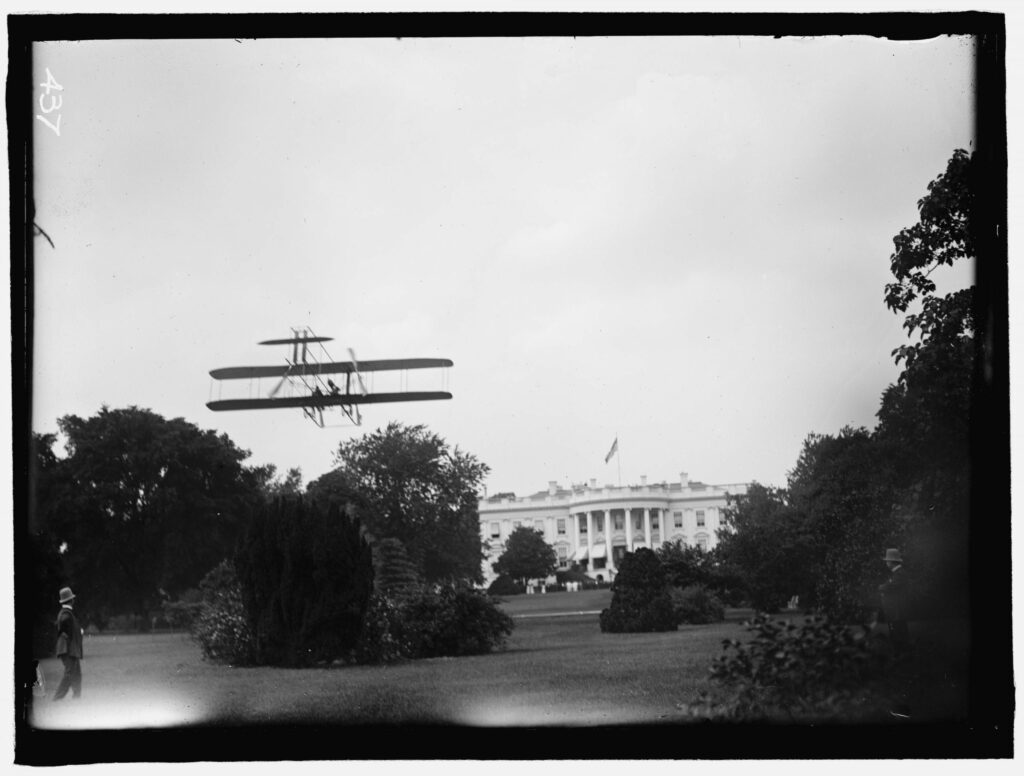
top-left (644, 507), bottom-right (652, 546)
top-left (586, 512), bottom-right (594, 572)
top-left (605, 510), bottom-right (615, 573)
top-left (574, 512), bottom-right (582, 565)
top-left (625, 507), bottom-right (633, 550)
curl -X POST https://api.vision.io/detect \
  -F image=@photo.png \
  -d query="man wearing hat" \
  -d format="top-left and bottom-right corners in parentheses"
top-left (879, 549), bottom-right (910, 656)
top-left (53, 586), bottom-right (83, 700)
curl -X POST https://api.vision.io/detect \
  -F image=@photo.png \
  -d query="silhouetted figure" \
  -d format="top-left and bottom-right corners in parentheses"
top-left (879, 548), bottom-right (913, 719)
top-left (327, 379), bottom-right (341, 396)
top-left (53, 587), bottom-right (83, 700)
top-left (879, 548), bottom-right (910, 656)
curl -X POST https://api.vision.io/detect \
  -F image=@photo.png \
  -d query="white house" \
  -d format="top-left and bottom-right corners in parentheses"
top-left (478, 472), bottom-right (748, 587)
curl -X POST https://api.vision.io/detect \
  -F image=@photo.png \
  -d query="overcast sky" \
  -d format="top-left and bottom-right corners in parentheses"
top-left (30, 34), bottom-right (976, 497)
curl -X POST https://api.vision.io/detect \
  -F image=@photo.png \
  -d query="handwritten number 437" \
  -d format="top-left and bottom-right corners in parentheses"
top-left (36, 68), bottom-right (63, 136)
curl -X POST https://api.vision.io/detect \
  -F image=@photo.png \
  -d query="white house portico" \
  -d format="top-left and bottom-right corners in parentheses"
top-left (478, 472), bottom-right (748, 587)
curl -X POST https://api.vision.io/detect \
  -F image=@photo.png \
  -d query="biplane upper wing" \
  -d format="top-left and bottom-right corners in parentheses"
top-left (258, 336), bottom-right (334, 346)
top-left (207, 391), bottom-right (453, 412)
top-left (209, 358), bottom-right (454, 381)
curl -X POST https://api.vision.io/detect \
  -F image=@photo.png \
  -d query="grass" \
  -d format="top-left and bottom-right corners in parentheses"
top-left (21, 592), bottom-right (992, 762)
top-left (30, 590), bottom-right (752, 730)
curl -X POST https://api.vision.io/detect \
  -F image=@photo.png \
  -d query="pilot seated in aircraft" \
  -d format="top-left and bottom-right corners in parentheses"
top-left (312, 386), bottom-right (325, 402)
top-left (327, 379), bottom-right (341, 396)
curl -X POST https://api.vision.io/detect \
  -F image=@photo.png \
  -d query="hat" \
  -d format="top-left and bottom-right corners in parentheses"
top-left (882, 549), bottom-right (903, 563)
top-left (59, 587), bottom-right (75, 604)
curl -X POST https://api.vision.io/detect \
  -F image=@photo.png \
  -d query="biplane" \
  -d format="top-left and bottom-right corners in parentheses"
top-left (206, 328), bottom-right (452, 427)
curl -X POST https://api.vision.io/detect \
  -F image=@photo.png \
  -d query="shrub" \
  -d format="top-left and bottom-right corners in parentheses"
top-left (401, 585), bottom-right (514, 658)
top-left (372, 537), bottom-right (422, 604)
top-left (487, 575), bottom-right (526, 597)
top-left (191, 560), bottom-right (254, 664)
top-left (670, 584), bottom-right (725, 625)
top-left (235, 498), bottom-right (374, 667)
top-left (682, 613), bottom-right (889, 721)
top-left (352, 593), bottom-right (414, 664)
top-left (599, 548), bottom-right (677, 633)
top-left (162, 588), bottom-right (202, 630)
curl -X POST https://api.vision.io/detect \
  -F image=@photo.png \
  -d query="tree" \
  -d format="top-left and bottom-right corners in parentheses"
top-left (234, 497), bottom-right (374, 667)
top-left (786, 427), bottom-right (897, 621)
top-left (878, 149), bottom-right (977, 617)
top-left (371, 537), bottom-right (422, 603)
top-left (599, 548), bottom-right (676, 633)
top-left (716, 484), bottom-right (817, 613)
top-left (250, 465), bottom-right (304, 500)
top-left (492, 526), bottom-right (557, 587)
top-left (312, 422), bottom-right (489, 584)
top-left (32, 406), bottom-right (264, 624)
top-left (656, 539), bottom-right (715, 589)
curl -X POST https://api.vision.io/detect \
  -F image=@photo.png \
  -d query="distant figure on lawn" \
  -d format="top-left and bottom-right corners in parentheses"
top-left (53, 586), bottom-right (83, 700)
top-left (879, 548), bottom-right (910, 656)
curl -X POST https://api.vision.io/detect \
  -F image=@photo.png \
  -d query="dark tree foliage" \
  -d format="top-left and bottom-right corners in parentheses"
top-left (599, 548), bottom-right (676, 633)
top-left (31, 407), bottom-right (262, 624)
top-left (250, 465), bottom-right (304, 500)
top-left (25, 530), bottom-right (66, 657)
top-left (235, 498), bottom-right (373, 666)
top-left (657, 540), bottom-right (716, 588)
top-left (716, 484), bottom-right (817, 613)
top-left (492, 526), bottom-right (557, 586)
top-left (371, 537), bottom-right (422, 603)
top-left (657, 541), bottom-right (743, 607)
top-left (311, 422), bottom-right (489, 584)
top-left (787, 427), bottom-right (899, 621)
top-left (878, 149), bottom-right (976, 618)
top-left (235, 497), bottom-right (374, 667)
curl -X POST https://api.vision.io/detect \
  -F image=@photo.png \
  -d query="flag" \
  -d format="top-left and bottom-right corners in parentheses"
top-left (604, 437), bottom-right (618, 464)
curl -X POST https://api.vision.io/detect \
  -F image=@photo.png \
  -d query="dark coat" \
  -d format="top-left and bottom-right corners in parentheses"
top-left (56, 607), bottom-right (83, 659)
top-left (879, 564), bottom-right (907, 623)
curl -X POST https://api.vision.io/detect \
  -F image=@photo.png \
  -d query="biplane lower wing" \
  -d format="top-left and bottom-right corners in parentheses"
top-left (206, 391), bottom-right (453, 412)
top-left (209, 358), bottom-right (453, 381)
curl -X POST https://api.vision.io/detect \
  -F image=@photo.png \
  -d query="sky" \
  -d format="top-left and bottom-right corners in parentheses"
top-left (29, 32), bottom-right (978, 499)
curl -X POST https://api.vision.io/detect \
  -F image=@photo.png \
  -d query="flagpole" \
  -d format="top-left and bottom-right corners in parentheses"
top-left (616, 433), bottom-right (621, 487)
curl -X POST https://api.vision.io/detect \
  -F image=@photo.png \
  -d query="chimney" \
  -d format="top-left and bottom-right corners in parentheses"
top-left (680, 471), bottom-right (689, 488)
top-left (640, 475), bottom-right (647, 486)
top-left (548, 481), bottom-right (558, 496)
top-left (589, 478), bottom-right (597, 488)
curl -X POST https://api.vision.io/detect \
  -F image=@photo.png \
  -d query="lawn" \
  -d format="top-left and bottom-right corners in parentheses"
top-left (29, 590), bottom-right (750, 731)
top-left (22, 592), bottom-right (986, 762)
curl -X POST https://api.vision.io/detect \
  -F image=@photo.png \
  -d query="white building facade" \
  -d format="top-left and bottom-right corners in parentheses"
top-left (478, 472), bottom-right (748, 587)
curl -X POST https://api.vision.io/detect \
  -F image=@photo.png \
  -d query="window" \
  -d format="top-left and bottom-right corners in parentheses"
top-left (534, 519), bottom-right (544, 533)
top-left (490, 522), bottom-right (500, 539)
top-left (557, 545), bottom-right (568, 568)
top-left (595, 514), bottom-right (604, 533)
top-left (696, 534), bottom-right (708, 552)
top-left (652, 514), bottom-right (660, 530)
top-left (696, 510), bottom-right (706, 527)
top-left (634, 514), bottom-right (644, 532)
top-left (580, 519), bottom-right (588, 534)
top-left (613, 513), bottom-right (624, 531)
top-left (673, 512), bottom-right (683, 528)
top-left (557, 518), bottom-right (566, 535)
